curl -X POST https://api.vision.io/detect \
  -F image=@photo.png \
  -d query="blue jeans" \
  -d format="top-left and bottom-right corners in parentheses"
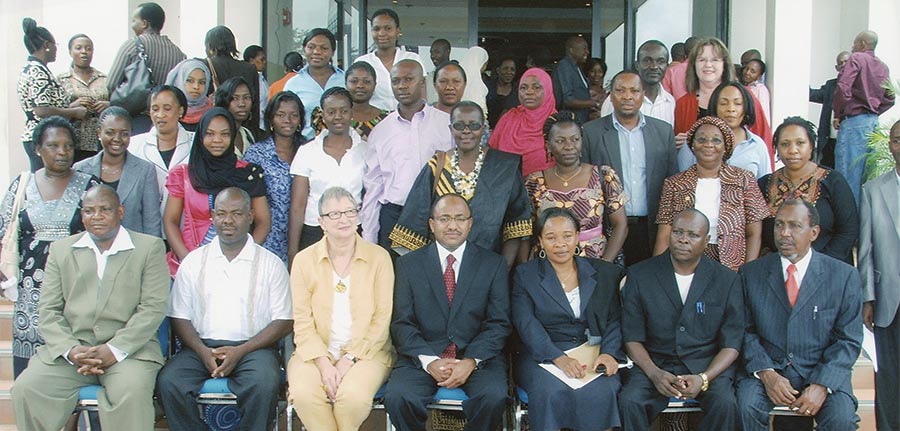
top-left (835, 112), bottom-right (878, 205)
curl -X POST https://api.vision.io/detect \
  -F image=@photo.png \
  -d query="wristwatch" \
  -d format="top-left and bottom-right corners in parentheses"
top-left (343, 353), bottom-right (358, 363)
top-left (698, 372), bottom-right (710, 392)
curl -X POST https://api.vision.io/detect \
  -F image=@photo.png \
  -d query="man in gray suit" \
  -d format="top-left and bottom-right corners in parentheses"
top-left (582, 70), bottom-right (677, 265)
top-left (859, 119), bottom-right (900, 431)
top-left (737, 199), bottom-right (862, 431)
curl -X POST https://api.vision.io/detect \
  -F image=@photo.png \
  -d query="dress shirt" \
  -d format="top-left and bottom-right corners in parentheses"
top-left (694, 178), bottom-right (722, 244)
top-left (674, 272), bottom-right (694, 304)
top-left (327, 272), bottom-right (352, 359)
top-left (612, 112), bottom-right (649, 216)
top-left (600, 84), bottom-right (676, 126)
top-left (554, 56), bottom-right (592, 124)
top-left (170, 235), bottom-right (292, 341)
top-left (353, 49), bottom-right (425, 111)
top-left (661, 61), bottom-right (688, 101)
top-left (290, 129), bottom-right (367, 226)
top-left (728, 128), bottom-right (772, 179)
top-left (106, 33), bottom-right (186, 95)
top-left (360, 104), bottom-right (453, 242)
top-left (565, 287), bottom-right (582, 319)
top-left (419, 241), bottom-right (467, 370)
top-left (780, 248), bottom-right (813, 290)
top-left (833, 50), bottom-right (894, 119)
top-left (284, 65), bottom-right (345, 140)
top-left (68, 227), bottom-right (136, 362)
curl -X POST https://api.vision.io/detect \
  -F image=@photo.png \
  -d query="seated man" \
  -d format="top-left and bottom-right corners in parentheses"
top-left (385, 194), bottom-right (511, 431)
top-left (738, 199), bottom-right (862, 430)
top-left (620, 208), bottom-right (743, 431)
top-left (157, 187), bottom-right (292, 430)
top-left (13, 184), bottom-right (169, 430)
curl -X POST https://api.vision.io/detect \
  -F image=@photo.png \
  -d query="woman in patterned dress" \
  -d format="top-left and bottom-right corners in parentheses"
top-left (0, 117), bottom-right (100, 377)
top-left (524, 111), bottom-right (629, 262)
top-left (758, 117), bottom-right (858, 263)
top-left (57, 34), bottom-right (109, 162)
top-left (244, 91), bottom-right (307, 263)
top-left (17, 18), bottom-right (87, 172)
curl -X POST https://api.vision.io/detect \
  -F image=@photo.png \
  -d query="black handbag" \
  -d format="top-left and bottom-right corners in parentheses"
top-left (110, 37), bottom-right (153, 116)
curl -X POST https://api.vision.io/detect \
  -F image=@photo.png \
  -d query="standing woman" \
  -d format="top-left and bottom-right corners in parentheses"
top-left (524, 111), bottom-right (628, 262)
top-left (584, 58), bottom-right (609, 121)
top-left (432, 62), bottom-right (467, 114)
top-left (288, 88), bottom-right (366, 262)
top-left (57, 33), bottom-right (109, 162)
top-left (17, 18), bottom-right (87, 172)
top-left (654, 116), bottom-right (769, 271)
top-left (311, 61), bottom-right (389, 140)
top-left (75, 107), bottom-right (162, 237)
top-left (244, 91), bottom-right (307, 262)
top-left (489, 67), bottom-right (558, 177)
top-left (285, 28), bottom-right (344, 140)
top-left (289, 188), bottom-right (393, 431)
top-left (214, 77), bottom-right (257, 156)
top-left (165, 58), bottom-right (213, 132)
top-left (758, 117), bottom-right (858, 263)
top-left (163, 108), bottom-right (270, 276)
top-left (0, 117), bottom-right (100, 377)
top-left (486, 56), bottom-right (516, 129)
top-left (708, 81), bottom-right (771, 179)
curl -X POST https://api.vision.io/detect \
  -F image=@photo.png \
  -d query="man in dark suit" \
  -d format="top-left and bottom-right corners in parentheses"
top-left (582, 70), bottom-right (678, 265)
top-left (809, 51), bottom-right (850, 168)
top-left (737, 199), bottom-right (862, 431)
top-left (859, 119), bottom-right (900, 431)
top-left (385, 193), bottom-right (511, 431)
top-left (620, 208), bottom-right (743, 431)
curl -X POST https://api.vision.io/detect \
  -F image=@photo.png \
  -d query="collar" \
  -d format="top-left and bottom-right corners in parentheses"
top-left (647, 85), bottom-right (676, 103)
top-left (72, 226), bottom-right (135, 255)
top-left (394, 102), bottom-right (430, 123)
top-left (147, 124), bottom-right (192, 146)
top-left (612, 111), bottom-right (646, 131)
top-left (209, 234), bottom-right (257, 262)
top-left (299, 64), bottom-right (344, 77)
top-left (60, 67), bottom-right (106, 85)
top-left (314, 235), bottom-right (370, 263)
top-left (894, 168), bottom-right (900, 186)
top-left (780, 248), bottom-right (813, 278)
top-left (436, 241), bottom-right (467, 265)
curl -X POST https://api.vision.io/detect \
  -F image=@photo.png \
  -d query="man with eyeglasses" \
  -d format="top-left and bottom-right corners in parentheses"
top-left (600, 40), bottom-right (676, 125)
top-left (157, 187), bottom-right (292, 430)
top-left (386, 193), bottom-right (511, 431)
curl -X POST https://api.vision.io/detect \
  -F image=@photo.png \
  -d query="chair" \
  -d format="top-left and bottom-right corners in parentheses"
top-left (428, 387), bottom-right (469, 431)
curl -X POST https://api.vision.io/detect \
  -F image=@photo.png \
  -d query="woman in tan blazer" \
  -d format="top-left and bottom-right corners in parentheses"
top-left (288, 186), bottom-right (394, 430)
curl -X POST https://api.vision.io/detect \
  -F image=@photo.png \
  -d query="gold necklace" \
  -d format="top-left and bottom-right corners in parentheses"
top-left (554, 164), bottom-right (583, 187)
top-left (335, 279), bottom-right (347, 293)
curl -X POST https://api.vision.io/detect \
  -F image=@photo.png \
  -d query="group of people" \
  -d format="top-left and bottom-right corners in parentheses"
top-left (3, 2), bottom-right (898, 431)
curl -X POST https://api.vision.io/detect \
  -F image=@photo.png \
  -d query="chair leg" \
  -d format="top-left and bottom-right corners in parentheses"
top-left (286, 403), bottom-right (293, 431)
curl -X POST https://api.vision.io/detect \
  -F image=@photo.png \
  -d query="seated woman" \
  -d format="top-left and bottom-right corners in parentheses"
top-left (758, 116), bottom-right (858, 263)
top-left (75, 106), bottom-right (162, 236)
top-left (524, 111), bottom-right (628, 262)
top-left (163, 107), bottom-right (270, 276)
top-left (214, 77), bottom-right (257, 156)
top-left (512, 207), bottom-right (625, 431)
top-left (165, 58), bottom-right (213, 132)
top-left (654, 116), bottom-right (769, 271)
top-left (288, 187), bottom-right (393, 431)
top-left (389, 101), bottom-right (532, 268)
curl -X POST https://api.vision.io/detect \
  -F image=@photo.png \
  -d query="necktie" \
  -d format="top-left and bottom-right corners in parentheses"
top-left (441, 254), bottom-right (457, 359)
top-left (786, 263), bottom-right (799, 307)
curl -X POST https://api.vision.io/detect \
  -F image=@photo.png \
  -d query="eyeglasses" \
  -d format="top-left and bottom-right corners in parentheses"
top-left (451, 122), bottom-right (484, 131)
top-left (431, 215), bottom-right (472, 224)
top-left (320, 208), bottom-right (359, 220)
top-left (694, 136), bottom-right (724, 146)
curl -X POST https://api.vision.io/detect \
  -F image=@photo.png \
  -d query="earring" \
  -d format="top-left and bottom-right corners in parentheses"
top-left (538, 249), bottom-right (546, 259)
top-left (45, 48), bottom-right (51, 52)
top-left (574, 245), bottom-right (583, 255)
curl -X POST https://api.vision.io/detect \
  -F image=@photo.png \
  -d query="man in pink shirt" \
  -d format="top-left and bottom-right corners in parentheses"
top-left (662, 36), bottom-right (697, 101)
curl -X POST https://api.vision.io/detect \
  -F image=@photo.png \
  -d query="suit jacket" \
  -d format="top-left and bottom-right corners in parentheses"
top-left (290, 235), bottom-right (395, 367)
top-left (581, 114), bottom-right (678, 231)
top-left (740, 252), bottom-right (862, 392)
top-left (809, 78), bottom-right (838, 150)
top-left (512, 257), bottom-right (625, 363)
top-left (859, 171), bottom-right (900, 327)
top-left (36, 230), bottom-right (170, 365)
top-left (622, 253), bottom-right (745, 376)
top-left (391, 242), bottom-right (511, 365)
top-left (75, 152), bottom-right (163, 237)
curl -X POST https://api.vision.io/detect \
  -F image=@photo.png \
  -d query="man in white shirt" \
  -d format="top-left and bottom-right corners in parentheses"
top-left (157, 187), bottom-right (292, 430)
top-left (13, 185), bottom-right (169, 430)
top-left (600, 40), bottom-right (676, 126)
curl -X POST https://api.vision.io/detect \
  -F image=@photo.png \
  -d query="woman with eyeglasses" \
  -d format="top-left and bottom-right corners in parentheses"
top-left (288, 87), bottom-right (366, 263)
top-left (389, 101), bottom-right (531, 269)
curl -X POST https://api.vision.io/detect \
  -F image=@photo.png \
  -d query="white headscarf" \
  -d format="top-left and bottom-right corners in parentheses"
top-left (460, 46), bottom-right (489, 116)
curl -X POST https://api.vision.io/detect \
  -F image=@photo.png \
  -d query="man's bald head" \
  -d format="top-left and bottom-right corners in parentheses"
top-left (392, 59), bottom-right (423, 78)
top-left (215, 187), bottom-right (251, 212)
top-left (854, 30), bottom-right (878, 51)
top-left (391, 59), bottom-right (426, 107)
top-left (84, 184), bottom-right (121, 207)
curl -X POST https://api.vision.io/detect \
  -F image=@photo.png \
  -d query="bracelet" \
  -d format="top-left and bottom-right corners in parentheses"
top-left (343, 353), bottom-right (358, 363)
top-left (698, 372), bottom-right (710, 392)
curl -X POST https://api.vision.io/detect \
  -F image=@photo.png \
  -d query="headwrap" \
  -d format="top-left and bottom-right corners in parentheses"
top-left (488, 67), bottom-right (557, 176)
top-left (687, 115), bottom-right (736, 161)
top-left (166, 58), bottom-right (214, 125)
top-left (187, 107), bottom-right (266, 197)
top-left (459, 46), bottom-right (489, 115)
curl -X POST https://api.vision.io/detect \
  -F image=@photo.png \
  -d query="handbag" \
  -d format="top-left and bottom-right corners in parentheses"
top-left (1, 171), bottom-right (31, 301)
top-left (110, 37), bottom-right (154, 116)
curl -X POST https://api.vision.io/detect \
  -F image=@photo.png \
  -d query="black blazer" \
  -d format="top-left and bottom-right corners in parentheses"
top-left (809, 78), bottom-right (838, 151)
top-left (391, 242), bottom-right (511, 365)
top-left (622, 252), bottom-right (745, 376)
top-left (739, 252), bottom-right (862, 392)
top-left (512, 257), bottom-right (625, 363)
top-left (581, 114), bottom-right (677, 232)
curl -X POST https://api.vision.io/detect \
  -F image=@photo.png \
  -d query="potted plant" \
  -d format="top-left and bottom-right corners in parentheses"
top-left (863, 78), bottom-right (899, 182)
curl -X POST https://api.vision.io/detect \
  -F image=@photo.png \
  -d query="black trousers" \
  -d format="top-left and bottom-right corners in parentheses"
top-left (298, 224), bottom-right (324, 251)
top-left (623, 216), bottom-right (653, 266)
top-left (875, 309), bottom-right (900, 431)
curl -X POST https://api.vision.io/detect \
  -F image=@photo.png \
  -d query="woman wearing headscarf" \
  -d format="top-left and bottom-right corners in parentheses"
top-left (165, 58), bottom-right (214, 132)
top-left (163, 107), bottom-right (270, 276)
top-left (489, 67), bottom-right (557, 177)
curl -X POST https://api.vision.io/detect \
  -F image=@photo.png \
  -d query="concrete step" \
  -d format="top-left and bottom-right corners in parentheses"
top-left (852, 357), bottom-right (875, 393)
top-left (0, 380), bottom-right (13, 425)
top-left (0, 303), bottom-right (12, 343)
top-left (0, 342), bottom-right (11, 382)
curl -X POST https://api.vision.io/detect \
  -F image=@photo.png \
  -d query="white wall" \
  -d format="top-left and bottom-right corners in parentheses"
top-left (636, 0), bottom-right (692, 57)
top-left (730, 0), bottom-right (767, 61)
top-left (868, 0), bottom-right (900, 125)
top-left (766, 0), bottom-right (813, 124)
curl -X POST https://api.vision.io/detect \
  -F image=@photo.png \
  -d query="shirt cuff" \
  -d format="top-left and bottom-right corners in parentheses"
top-left (63, 347), bottom-right (76, 365)
top-left (754, 368), bottom-right (774, 379)
top-left (107, 343), bottom-right (129, 362)
top-left (418, 355), bottom-right (440, 371)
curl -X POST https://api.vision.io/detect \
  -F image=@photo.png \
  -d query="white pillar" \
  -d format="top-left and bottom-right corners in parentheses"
top-left (868, 0), bottom-right (900, 124)
top-left (766, 0), bottom-right (813, 126)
